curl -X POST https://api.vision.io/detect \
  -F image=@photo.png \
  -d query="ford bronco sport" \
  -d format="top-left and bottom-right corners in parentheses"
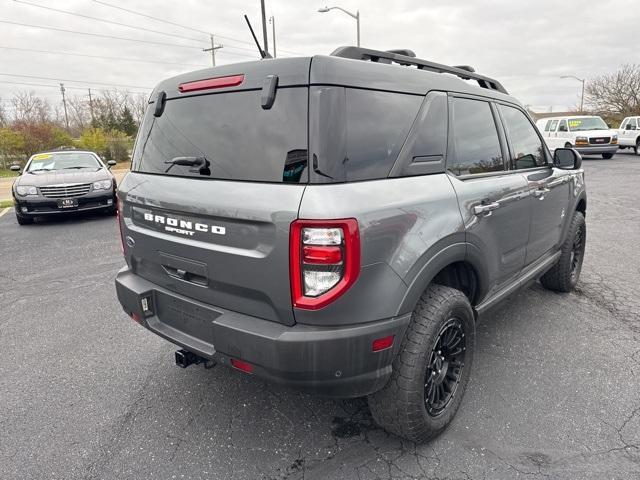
top-left (115, 47), bottom-right (587, 443)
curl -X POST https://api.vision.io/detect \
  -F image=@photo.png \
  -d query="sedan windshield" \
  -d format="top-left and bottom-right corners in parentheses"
top-left (27, 152), bottom-right (101, 172)
top-left (568, 117), bottom-right (609, 132)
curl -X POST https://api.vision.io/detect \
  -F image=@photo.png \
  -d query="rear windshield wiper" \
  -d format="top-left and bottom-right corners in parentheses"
top-left (164, 156), bottom-right (211, 175)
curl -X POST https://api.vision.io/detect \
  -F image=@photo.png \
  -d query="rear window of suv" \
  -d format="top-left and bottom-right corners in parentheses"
top-left (132, 88), bottom-right (308, 183)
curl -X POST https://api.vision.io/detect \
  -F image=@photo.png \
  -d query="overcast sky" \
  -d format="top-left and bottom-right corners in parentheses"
top-left (1, 0), bottom-right (637, 116)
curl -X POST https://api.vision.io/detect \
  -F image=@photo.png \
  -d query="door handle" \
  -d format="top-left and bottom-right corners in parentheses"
top-left (473, 202), bottom-right (500, 215)
top-left (532, 188), bottom-right (550, 199)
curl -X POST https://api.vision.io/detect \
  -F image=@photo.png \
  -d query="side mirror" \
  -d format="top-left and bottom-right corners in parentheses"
top-left (107, 160), bottom-right (117, 169)
top-left (554, 148), bottom-right (582, 170)
top-left (10, 165), bottom-right (21, 172)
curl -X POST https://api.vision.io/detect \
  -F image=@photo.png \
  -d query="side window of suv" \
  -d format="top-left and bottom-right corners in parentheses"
top-left (558, 120), bottom-right (568, 132)
top-left (499, 105), bottom-right (546, 169)
top-left (449, 97), bottom-right (504, 175)
top-left (628, 118), bottom-right (638, 130)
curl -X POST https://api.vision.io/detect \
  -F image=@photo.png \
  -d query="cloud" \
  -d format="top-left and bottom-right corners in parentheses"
top-left (0, 0), bottom-right (635, 113)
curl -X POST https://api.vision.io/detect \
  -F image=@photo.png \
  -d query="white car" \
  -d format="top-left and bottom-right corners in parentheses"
top-left (535, 115), bottom-right (618, 159)
top-left (616, 116), bottom-right (640, 154)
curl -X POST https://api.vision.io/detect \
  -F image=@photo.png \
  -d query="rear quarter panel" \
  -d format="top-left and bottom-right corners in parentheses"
top-left (296, 174), bottom-right (464, 326)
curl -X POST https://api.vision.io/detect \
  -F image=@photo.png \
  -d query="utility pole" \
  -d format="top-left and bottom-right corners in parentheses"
top-left (202, 34), bottom-right (223, 66)
top-left (269, 16), bottom-right (276, 58)
top-left (87, 88), bottom-right (95, 126)
top-left (260, 0), bottom-right (269, 55)
top-left (60, 83), bottom-right (69, 132)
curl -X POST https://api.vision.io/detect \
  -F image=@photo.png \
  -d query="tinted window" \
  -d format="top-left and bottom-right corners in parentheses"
top-left (558, 120), bottom-right (568, 132)
top-left (132, 88), bottom-right (308, 183)
top-left (343, 89), bottom-right (422, 181)
top-left (549, 120), bottom-right (558, 131)
top-left (449, 98), bottom-right (503, 175)
top-left (412, 92), bottom-right (448, 158)
top-left (499, 105), bottom-right (546, 169)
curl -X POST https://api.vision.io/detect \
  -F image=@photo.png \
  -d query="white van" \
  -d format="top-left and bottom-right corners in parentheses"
top-left (616, 116), bottom-right (640, 154)
top-left (535, 115), bottom-right (618, 159)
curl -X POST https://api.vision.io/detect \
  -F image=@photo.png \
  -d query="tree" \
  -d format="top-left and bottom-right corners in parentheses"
top-left (585, 64), bottom-right (640, 118)
top-left (0, 128), bottom-right (26, 168)
top-left (11, 91), bottom-right (51, 123)
top-left (78, 127), bottom-right (108, 155)
top-left (118, 106), bottom-right (137, 136)
top-left (106, 129), bottom-right (133, 162)
top-left (12, 121), bottom-right (71, 155)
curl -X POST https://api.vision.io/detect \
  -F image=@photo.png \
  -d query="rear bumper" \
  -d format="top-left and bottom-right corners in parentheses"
top-left (14, 192), bottom-right (115, 216)
top-left (574, 145), bottom-right (618, 155)
top-left (115, 267), bottom-right (411, 398)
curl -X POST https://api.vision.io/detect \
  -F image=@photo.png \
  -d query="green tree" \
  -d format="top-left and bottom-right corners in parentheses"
top-left (118, 106), bottom-right (137, 136)
top-left (78, 127), bottom-right (108, 155)
top-left (106, 129), bottom-right (133, 162)
top-left (0, 128), bottom-right (26, 168)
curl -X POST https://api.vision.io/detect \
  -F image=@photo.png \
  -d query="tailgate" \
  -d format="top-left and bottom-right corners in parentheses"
top-left (119, 173), bottom-right (304, 326)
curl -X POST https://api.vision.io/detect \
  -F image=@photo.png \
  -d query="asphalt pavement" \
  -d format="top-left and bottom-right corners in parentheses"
top-left (1, 153), bottom-right (639, 479)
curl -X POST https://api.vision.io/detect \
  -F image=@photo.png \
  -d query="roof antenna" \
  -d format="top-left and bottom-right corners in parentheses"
top-left (244, 14), bottom-right (272, 59)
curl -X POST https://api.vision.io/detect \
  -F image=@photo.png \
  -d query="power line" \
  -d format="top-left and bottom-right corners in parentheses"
top-left (0, 20), bottom-right (204, 49)
top-left (13, 0), bottom-right (207, 44)
top-left (0, 46), bottom-right (209, 67)
top-left (0, 80), bottom-right (149, 95)
top-left (91, 0), bottom-right (307, 55)
top-left (92, 0), bottom-right (210, 35)
top-left (0, 73), bottom-right (152, 89)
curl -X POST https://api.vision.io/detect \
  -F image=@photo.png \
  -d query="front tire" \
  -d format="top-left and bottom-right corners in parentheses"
top-left (368, 284), bottom-right (475, 443)
top-left (602, 153), bottom-right (614, 159)
top-left (540, 211), bottom-right (586, 292)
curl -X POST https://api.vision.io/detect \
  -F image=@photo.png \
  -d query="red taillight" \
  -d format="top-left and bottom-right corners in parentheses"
top-left (290, 219), bottom-right (360, 310)
top-left (302, 245), bottom-right (343, 264)
top-left (178, 74), bottom-right (244, 93)
top-left (116, 199), bottom-right (125, 255)
top-left (130, 312), bottom-right (141, 324)
top-left (372, 335), bottom-right (394, 352)
top-left (230, 358), bottom-right (253, 374)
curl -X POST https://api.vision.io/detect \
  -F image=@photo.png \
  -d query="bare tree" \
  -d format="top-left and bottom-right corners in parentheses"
top-left (66, 94), bottom-right (91, 133)
top-left (585, 64), bottom-right (640, 117)
top-left (0, 98), bottom-right (7, 127)
top-left (10, 91), bottom-right (52, 123)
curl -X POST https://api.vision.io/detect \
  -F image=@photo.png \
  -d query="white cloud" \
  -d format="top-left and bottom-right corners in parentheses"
top-left (0, 0), bottom-right (636, 113)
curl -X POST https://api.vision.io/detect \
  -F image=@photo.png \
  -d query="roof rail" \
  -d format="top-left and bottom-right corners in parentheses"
top-left (330, 46), bottom-right (508, 94)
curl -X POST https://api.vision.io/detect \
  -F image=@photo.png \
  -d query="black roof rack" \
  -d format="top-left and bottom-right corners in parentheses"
top-left (330, 46), bottom-right (508, 95)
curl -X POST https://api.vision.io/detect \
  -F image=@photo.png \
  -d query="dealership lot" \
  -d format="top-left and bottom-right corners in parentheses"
top-left (1, 153), bottom-right (639, 479)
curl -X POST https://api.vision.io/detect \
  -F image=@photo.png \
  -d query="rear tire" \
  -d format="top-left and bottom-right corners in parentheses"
top-left (635, 138), bottom-right (639, 155)
top-left (540, 211), bottom-right (586, 292)
top-left (602, 153), bottom-right (613, 159)
top-left (564, 142), bottom-right (572, 148)
top-left (16, 212), bottom-right (33, 225)
top-left (368, 284), bottom-right (475, 443)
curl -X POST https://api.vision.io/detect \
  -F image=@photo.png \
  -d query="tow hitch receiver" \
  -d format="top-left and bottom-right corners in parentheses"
top-left (175, 349), bottom-right (206, 368)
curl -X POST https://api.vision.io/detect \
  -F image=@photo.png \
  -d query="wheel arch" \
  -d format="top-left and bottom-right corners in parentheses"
top-left (397, 242), bottom-right (489, 315)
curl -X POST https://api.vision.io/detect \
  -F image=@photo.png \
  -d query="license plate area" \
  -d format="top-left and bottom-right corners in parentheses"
top-left (155, 292), bottom-right (220, 345)
top-left (57, 198), bottom-right (78, 209)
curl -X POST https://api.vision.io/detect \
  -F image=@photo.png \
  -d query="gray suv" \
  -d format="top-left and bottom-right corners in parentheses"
top-left (115, 47), bottom-right (587, 443)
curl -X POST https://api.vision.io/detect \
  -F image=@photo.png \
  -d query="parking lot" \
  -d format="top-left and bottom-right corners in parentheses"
top-left (1, 152), bottom-right (639, 480)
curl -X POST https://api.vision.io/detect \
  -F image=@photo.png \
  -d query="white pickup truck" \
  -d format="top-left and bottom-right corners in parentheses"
top-left (616, 116), bottom-right (640, 154)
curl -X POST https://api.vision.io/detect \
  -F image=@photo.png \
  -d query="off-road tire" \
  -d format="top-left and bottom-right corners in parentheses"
top-left (601, 153), bottom-right (613, 159)
top-left (368, 284), bottom-right (475, 443)
top-left (540, 211), bottom-right (586, 292)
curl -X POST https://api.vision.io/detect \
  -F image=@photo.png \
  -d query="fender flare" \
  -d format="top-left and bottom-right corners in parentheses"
top-left (397, 242), bottom-right (490, 315)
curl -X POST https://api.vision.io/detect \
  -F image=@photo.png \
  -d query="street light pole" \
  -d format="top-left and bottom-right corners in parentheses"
top-left (560, 75), bottom-right (586, 113)
top-left (318, 6), bottom-right (360, 47)
top-left (269, 16), bottom-right (276, 58)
